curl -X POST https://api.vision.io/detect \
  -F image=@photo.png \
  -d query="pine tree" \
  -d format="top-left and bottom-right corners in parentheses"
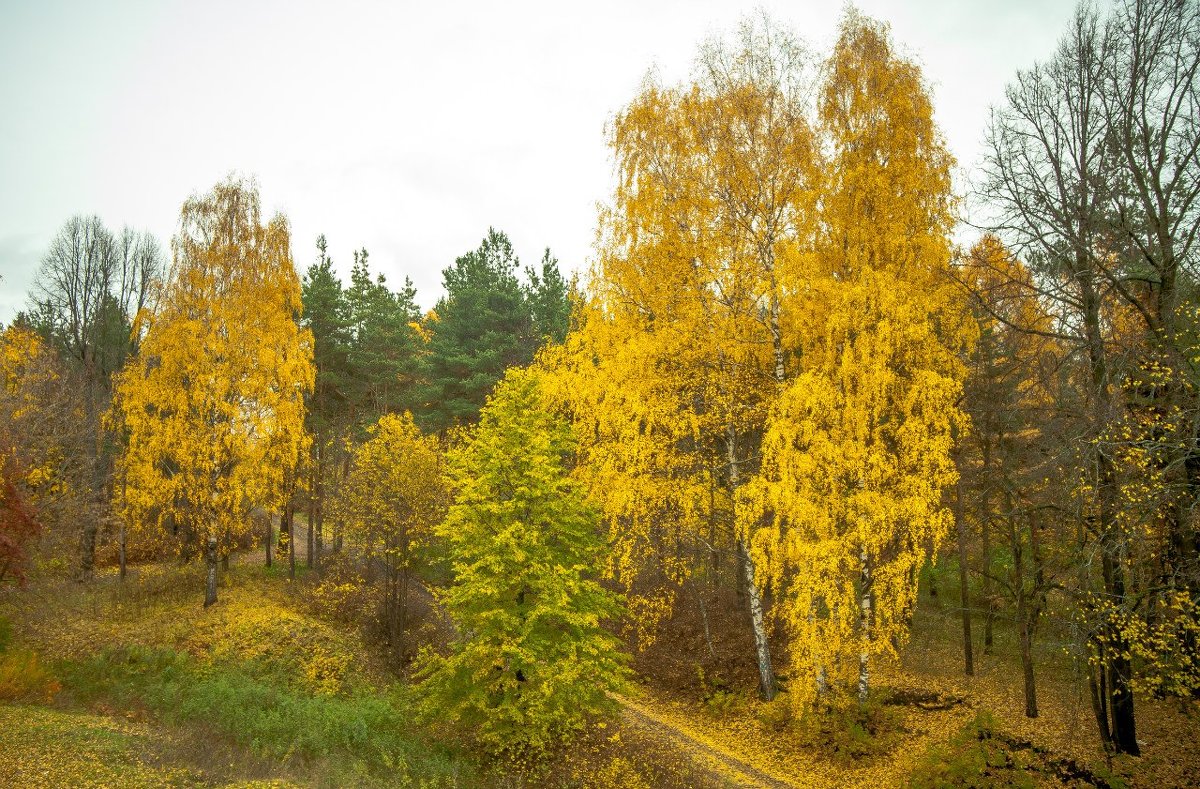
top-left (346, 248), bottom-right (424, 420)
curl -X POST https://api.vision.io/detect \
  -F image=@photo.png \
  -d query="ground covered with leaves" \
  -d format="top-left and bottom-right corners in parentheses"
top-left (1, 559), bottom-right (1197, 787)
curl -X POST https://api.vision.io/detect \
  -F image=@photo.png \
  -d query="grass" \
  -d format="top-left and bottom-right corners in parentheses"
top-left (1, 561), bottom-right (476, 787)
top-left (58, 645), bottom-right (468, 786)
top-left (4, 551), bottom-right (1196, 787)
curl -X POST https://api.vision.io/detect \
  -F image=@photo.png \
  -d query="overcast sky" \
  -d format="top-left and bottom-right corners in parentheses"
top-left (0, 0), bottom-right (1080, 325)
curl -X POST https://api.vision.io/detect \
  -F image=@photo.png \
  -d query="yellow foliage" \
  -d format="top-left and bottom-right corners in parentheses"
top-left (540, 19), bottom-right (818, 643)
top-left (334, 411), bottom-right (446, 570)
top-left (546, 11), bottom-right (972, 701)
top-left (745, 13), bottom-right (972, 706)
top-left (110, 177), bottom-right (314, 559)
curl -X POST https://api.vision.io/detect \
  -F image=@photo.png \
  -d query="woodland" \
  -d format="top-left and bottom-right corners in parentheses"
top-left (2, 2), bottom-right (1200, 787)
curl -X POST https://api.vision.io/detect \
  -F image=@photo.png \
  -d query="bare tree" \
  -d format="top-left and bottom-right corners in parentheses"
top-left (975, 3), bottom-right (1139, 756)
top-left (27, 215), bottom-right (165, 580)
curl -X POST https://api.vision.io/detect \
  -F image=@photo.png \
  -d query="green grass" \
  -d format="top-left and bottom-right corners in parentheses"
top-left (58, 644), bottom-right (471, 787)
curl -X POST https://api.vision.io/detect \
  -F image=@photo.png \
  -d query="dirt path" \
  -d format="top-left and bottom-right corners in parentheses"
top-left (614, 693), bottom-right (799, 789)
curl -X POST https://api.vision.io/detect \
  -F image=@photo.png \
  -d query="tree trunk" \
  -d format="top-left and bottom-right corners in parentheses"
top-left (727, 427), bottom-right (776, 701)
top-left (306, 496), bottom-right (315, 570)
top-left (859, 545), bottom-right (873, 704)
top-left (739, 538), bottom-right (776, 701)
top-left (118, 522), bottom-right (127, 582)
top-left (265, 515), bottom-right (273, 568)
top-left (78, 521), bottom-right (97, 582)
top-left (1018, 613), bottom-right (1038, 718)
top-left (313, 489), bottom-right (323, 570)
top-left (204, 535), bottom-right (218, 607)
top-left (1088, 653), bottom-right (1114, 754)
top-left (955, 478), bottom-right (974, 676)
top-left (286, 503), bottom-right (296, 581)
top-left (811, 603), bottom-right (829, 697)
top-left (695, 582), bottom-right (716, 660)
top-left (1012, 521), bottom-right (1037, 718)
top-left (1099, 454), bottom-right (1139, 755)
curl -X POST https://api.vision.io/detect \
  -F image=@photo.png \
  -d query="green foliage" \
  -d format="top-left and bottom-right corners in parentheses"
top-left (906, 712), bottom-right (1034, 789)
top-left (904, 711), bottom-right (1126, 789)
top-left (301, 235), bottom-right (355, 436)
top-left (346, 247), bottom-right (425, 419)
top-left (525, 248), bottom-right (572, 345)
top-left (417, 368), bottom-right (629, 761)
top-left (59, 645), bottom-right (468, 783)
top-left (419, 229), bottom-right (568, 432)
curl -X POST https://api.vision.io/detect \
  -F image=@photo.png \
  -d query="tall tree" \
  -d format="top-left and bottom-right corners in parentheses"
top-left (749, 14), bottom-right (971, 699)
top-left (542, 14), bottom-right (818, 701)
top-left (26, 215), bottom-right (164, 579)
top-left (418, 368), bottom-right (627, 760)
top-left (111, 177), bottom-right (314, 606)
top-left (956, 236), bottom-right (1069, 718)
top-left (972, 0), bottom-right (1200, 753)
top-left (420, 229), bottom-right (567, 433)
top-left (301, 235), bottom-right (354, 568)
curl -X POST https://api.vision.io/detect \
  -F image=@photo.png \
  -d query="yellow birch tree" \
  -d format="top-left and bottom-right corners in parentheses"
top-left (747, 11), bottom-right (972, 706)
top-left (111, 177), bottom-right (314, 606)
top-left (541, 15), bottom-right (819, 699)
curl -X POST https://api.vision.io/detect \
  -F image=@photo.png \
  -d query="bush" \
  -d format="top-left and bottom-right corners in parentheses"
top-left (794, 695), bottom-right (905, 762)
top-left (906, 712), bottom-right (1035, 789)
top-left (0, 648), bottom-right (60, 703)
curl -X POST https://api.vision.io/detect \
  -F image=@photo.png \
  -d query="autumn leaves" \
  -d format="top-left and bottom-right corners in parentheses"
top-left (109, 178), bottom-right (314, 605)
top-left (39, 5), bottom-right (1017, 758)
top-left (538, 11), bottom-right (969, 711)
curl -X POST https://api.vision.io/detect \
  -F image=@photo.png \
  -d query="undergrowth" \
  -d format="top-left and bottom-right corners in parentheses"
top-left (0, 614), bottom-right (59, 703)
top-left (906, 711), bottom-right (1127, 789)
top-left (793, 695), bottom-right (907, 763)
top-left (58, 643), bottom-right (471, 786)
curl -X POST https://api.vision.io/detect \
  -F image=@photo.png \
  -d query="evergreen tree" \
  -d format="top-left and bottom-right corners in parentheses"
top-left (525, 249), bottom-right (571, 345)
top-left (301, 235), bottom-right (355, 566)
top-left (346, 248), bottom-right (424, 420)
top-left (418, 368), bottom-right (627, 760)
top-left (419, 229), bottom-right (533, 432)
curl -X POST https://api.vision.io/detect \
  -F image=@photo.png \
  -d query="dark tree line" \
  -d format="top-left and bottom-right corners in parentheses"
top-left (955, 0), bottom-right (1200, 757)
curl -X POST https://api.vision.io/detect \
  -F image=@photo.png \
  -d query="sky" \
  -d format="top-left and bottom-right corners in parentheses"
top-left (0, 0), bottom-right (1081, 325)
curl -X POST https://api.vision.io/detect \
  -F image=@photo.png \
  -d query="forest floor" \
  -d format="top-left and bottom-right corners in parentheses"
top-left (1, 548), bottom-right (1197, 788)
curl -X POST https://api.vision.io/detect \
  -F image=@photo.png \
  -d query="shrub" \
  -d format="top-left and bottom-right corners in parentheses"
top-left (0, 648), bottom-right (60, 703)
top-left (794, 695), bottom-right (905, 762)
top-left (906, 712), bottom-right (1035, 789)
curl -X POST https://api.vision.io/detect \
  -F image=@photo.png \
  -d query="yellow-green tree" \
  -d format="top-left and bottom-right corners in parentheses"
top-left (111, 177), bottom-right (313, 605)
top-left (418, 368), bottom-right (627, 761)
top-left (747, 12), bottom-right (971, 706)
top-left (335, 412), bottom-right (446, 658)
